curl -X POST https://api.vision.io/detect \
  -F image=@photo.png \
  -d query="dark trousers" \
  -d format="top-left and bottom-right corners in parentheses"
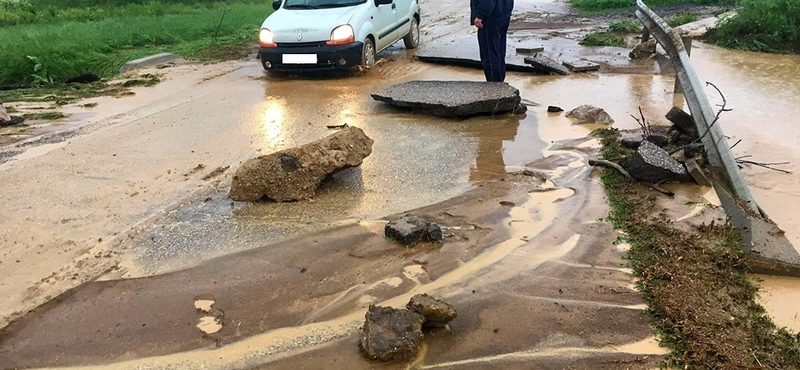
top-left (477, 17), bottom-right (510, 82)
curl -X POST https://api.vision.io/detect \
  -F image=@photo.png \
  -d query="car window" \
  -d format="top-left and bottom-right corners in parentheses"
top-left (284, 0), bottom-right (367, 9)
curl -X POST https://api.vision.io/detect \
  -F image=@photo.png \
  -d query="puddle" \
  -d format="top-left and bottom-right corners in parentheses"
top-left (197, 316), bottom-right (223, 335)
top-left (194, 299), bottom-right (215, 313)
top-left (753, 275), bottom-right (800, 333)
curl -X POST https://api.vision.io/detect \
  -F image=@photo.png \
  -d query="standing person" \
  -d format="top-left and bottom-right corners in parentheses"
top-left (470, 0), bottom-right (514, 82)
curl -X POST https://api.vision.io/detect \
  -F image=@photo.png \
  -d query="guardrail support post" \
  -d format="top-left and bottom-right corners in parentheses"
top-left (673, 36), bottom-right (693, 94)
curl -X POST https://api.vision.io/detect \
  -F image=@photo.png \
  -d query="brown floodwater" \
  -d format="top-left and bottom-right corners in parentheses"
top-left (1, 0), bottom-right (799, 368)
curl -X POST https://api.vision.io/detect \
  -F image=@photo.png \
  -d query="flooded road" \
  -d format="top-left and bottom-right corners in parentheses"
top-left (1, 0), bottom-right (799, 368)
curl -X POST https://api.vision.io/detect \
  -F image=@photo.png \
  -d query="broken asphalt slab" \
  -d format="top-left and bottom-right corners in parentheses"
top-left (416, 35), bottom-right (549, 75)
top-left (371, 81), bottom-right (524, 118)
top-left (524, 54), bottom-right (571, 75)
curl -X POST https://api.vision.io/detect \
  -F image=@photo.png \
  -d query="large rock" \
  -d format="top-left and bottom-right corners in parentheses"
top-left (566, 105), bottom-right (614, 125)
top-left (359, 305), bottom-right (426, 362)
top-left (229, 126), bottom-right (373, 202)
top-left (371, 81), bottom-right (524, 118)
top-left (407, 294), bottom-right (457, 328)
top-left (628, 141), bottom-right (692, 183)
top-left (385, 214), bottom-right (443, 245)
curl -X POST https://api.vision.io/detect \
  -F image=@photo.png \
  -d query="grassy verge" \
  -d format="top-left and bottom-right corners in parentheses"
top-left (593, 128), bottom-right (800, 369)
top-left (570, 0), bottom-right (732, 12)
top-left (706, 0), bottom-right (800, 53)
top-left (0, 1), bottom-right (272, 86)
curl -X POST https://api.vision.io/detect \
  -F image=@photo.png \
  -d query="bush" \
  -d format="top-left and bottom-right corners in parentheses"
top-left (706, 0), bottom-right (800, 53)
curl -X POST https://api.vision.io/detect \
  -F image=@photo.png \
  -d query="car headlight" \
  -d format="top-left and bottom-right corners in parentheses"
top-left (259, 28), bottom-right (277, 47)
top-left (327, 24), bottom-right (355, 45)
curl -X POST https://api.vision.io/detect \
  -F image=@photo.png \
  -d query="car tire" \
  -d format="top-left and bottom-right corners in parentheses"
top-left (361, 37), bottom-right (376, 69)
top-left (403, 17), bottom-right (420, 49)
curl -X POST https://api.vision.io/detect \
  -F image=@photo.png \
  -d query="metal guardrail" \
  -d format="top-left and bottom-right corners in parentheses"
top-left (634, 1), bottom-right (800, 275)
top-left (635, 0), bottom-right (759, 214)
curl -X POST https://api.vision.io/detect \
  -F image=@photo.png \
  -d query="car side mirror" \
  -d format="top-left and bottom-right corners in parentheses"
top-left (272, 0), bottom-right (282, 10)
top-left (375, 0), bottom-right (392, 6)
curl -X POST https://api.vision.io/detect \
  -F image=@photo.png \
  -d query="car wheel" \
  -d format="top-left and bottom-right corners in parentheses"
top-left (361, 37), bottom-right (376, 69)
top-left (403, 17), bottom-right (420, 49)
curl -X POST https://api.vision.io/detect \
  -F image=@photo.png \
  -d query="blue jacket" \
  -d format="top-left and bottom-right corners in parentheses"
top-left (470, 0), bottom-right (514, 25)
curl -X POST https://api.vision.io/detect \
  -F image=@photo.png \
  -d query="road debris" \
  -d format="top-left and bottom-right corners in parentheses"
top-left (385, 214), bottom-right (443, 245)
top-left (359, 305), bottom-right (425, 362)
top-left (406, 294), bottom-right (458, 328)
top-left (360, 294), bottom-right (458, 362)
top-left (629, 141), bottom-right (692, 184)
top-left (523, 54), bottom-right (571, 75)
top-left (371, 81), bottom-right (525, 118)
top-left (515, 46), bottom-right (545, 54)
top-left (547, 106), bottom-right (564, 113)
top-left (566, 104), bottom-right (614, 124)
top-left (229, 126), bottom-right (373, 202)
top-left (562, 60), bottom-right (601, 72)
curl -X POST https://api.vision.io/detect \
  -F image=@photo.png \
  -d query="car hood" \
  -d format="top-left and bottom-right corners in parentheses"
top-left (263, 6), bottom-right (361, 43)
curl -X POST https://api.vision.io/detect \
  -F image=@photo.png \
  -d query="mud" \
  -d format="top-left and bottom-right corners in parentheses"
top-left (754, 275), bottom-right (800, 333)
top-left (1, 0), bottom-right (799, 369)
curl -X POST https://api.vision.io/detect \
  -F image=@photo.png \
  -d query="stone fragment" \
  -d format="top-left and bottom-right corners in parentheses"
top-left (426, 223), bottom-right (443, 243)
top-left (407, 294), bottom-right (458, 328)
top-left (516, 46), bottom-right (545, 54)
top-left (229, 126), bottom-right (373, 202)
top-left (562, 60), bottom-right (600, 72)
top-left (566, 105), bottom-right (614, 125)
top-left (646, 135), bottom-right (669, 148)
top-left (547, 106), bottom-right (563, 113)
top-left (685, 159), bottom-right (711, 187)
top-left (371, 81), bottom-right (524, 118)
top-left (621, 138), bottom-right (642, 149)
top-left (684, 143), bottom-right (705, 158)
top-left (628, 141), bottom-right (692, 183)
top-left (359, 305), bottom-right (425, 362)
top-left (665, 107), bottom-right (699, 138)
top-left (385, 214), bottom-right (442, 245)
top-left (523, 54), bottom-right (571, 75)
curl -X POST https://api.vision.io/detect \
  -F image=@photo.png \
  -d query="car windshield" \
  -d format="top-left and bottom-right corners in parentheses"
top-left (284, 0), bottom-right (366, 9)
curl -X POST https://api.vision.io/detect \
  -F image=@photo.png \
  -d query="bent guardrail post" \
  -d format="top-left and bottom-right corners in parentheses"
top-left (634, 1), bottom-right (800, 276)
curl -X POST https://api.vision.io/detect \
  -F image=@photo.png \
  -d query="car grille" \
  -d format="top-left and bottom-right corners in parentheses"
top-left (276, 41), bottom-right (327, 48)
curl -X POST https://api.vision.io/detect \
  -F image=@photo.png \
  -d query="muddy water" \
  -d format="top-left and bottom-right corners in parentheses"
top-left (2, 0), bottom-right (800, 368)
top-left (753, 275), bottom-right (800, 333)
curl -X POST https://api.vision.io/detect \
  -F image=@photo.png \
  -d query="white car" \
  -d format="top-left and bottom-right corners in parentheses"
top-left (258, 0), bottom-right (421, 71)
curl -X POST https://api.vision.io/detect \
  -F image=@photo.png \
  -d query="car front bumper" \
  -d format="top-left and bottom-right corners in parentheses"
top-left (259, 41), bottom-right (364, 71)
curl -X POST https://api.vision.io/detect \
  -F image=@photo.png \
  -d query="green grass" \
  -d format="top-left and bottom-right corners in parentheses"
top-left (581, 31), bottom-right (628, 47)
top-left (0, 1), bottom-right (272, 86)
top-left (666, 13), bottom-right (699, 26)
top-left (609, 20), bottom-right (642, 33)
top-left (570, 0), bottom-right (733, 12)
top-left (706, 0), bottom-right (800, 53)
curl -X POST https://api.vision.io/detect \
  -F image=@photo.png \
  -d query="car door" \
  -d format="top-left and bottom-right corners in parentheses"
top-left (393, 0), bottom-right (415, 40)
top-left (371, 0), bottom-right (399, 51)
